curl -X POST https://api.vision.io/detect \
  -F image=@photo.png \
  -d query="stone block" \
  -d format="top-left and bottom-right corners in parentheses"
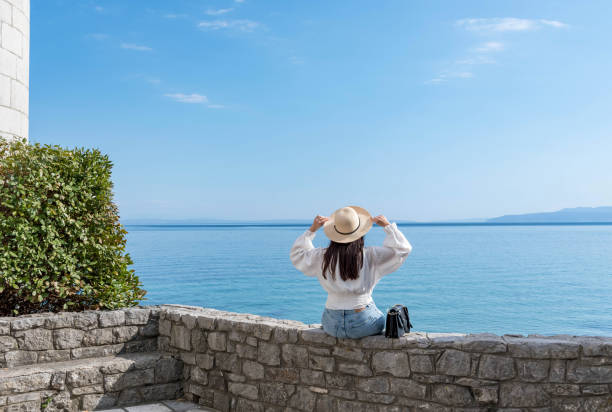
top-left (229, 382), bottom-right (258, 400)
top-left (372, 351), bottom-right (410, 377)
top-left (265, 367), bottom-right (300, 384)
top-left (139, 320), bottom-right (159, 337)
top-left (236, 398), bottom-right (264, 412)
top-left (258, 341), bottom-right (280, 366)
top-left (260, 382), bottom-right (295, 405)
top-left (99, 311), bottom-right (125, 328)
top-left (356, 376), bottom-right (390, 393)
top-left (431, 384), bottom-right (474, 406)
top-left (582, 384), bottom-right (609, 395)
top-left (551, 396), bottom-right (612, 412)
top-left (359, 335), bottom-right (393, 349)
top-left (566, 361), bottom-right (612, 383)
top-left (300, 369), bottom-right (324, 385)
top-left (549, 359), bottom-right (566, 383)
top-left (0, 24), bottom-right (22, 57)
top-left (581, 338), bottom-right (612, 357)
top-left (300, 328), bottom-right (336, 345)
top-left (124, 308), bottom-right (151, 325)
top-left (158, 319), bottom-right (172, 336)
top-left (436, 349), bottom-right (471, 377)
top-left (461, 333), bottom-right (507, 353)
top-left (478, 355), bottom-right (515, 380)
top-left (82, 328), bottom-right (114, 346)
top-left (356, 392), bottom-right (395, 404)
top-left (409, 354), bottom-right (433, 373)
top-left (389, 378), bottom-right (427, 399)
top-left (288, 386), bottom-right (317, 410)
top-left (190, 328), bottom-right (207, 352)
top-left (66, 367), bottom-right (103, 387)
top-left (325, 373), bottom-right (355, 388)
top-left (281, 344), bottom-right (308, 367)
top-left (543, 383), bottom-right (580, 396)
top-left (516, 359), bottom-right (549, 382)
top-left (332, 346), bottom-right (365, 362)
top-left (104, 368), bottom-right (154, 391)
top-left (191, 366), bottom-right (208, 385)
top-left (243, 360), bottom-right (264, 380)
top-left (53, 328), bottom-right (84, 349)
top-left (472, 386), bottom-right (498, 404)
top-left (0, 336), bottom-right (17, 352)
top-left (38, 349), bottom-right (70, 363)
top-left (309, 354), bottom-right (334, 372)
top-left (337, 361), bottom-right (372, 376)
top-left (0, 372), bottom-right (51, 395)
top-left (180, 351), bottom-right (196, 366)
top-left (81, 393), bottom-right (117, 410)
top-left (506, 337), bottom-right (580, 359)
top-left (4, 350), bottom-right (37, 367)
top-left (155, 357), bottom-right (183, 383)
top-left (73, 312), bottom-right (98, 330)
top-left (236, 342), bottom-right (257, 360)
top-left (43, 313), bottom-right (74, 329)
top-left (112, 326), bottom-right (139, 343)
top-left (207, 332), bottom-right (227, 352)
top-left (499, 382), bottom-right (550, 408)
top-left (14, 328), bottom-right (52, 350)
top-left (71, 384), bottom-right (104, 395)
top-left (196, 353), bottom-right (214, 370)
top-left (170, 324), bottom-right (191, 351)
top-left (216, 352), bottom-right (241, 373)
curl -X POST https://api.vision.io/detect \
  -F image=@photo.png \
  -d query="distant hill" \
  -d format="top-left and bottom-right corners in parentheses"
top-left (487, 207), bottom-right (612, 223)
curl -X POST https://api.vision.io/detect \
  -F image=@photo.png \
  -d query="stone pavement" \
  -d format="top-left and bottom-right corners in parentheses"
top-left (95, 399), bottom-right (217, 412)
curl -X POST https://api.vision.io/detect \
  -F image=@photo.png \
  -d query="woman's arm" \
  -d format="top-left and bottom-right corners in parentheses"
top-left (289, 215), bottom-right (328, 277)
top-left (369, 215), bottom-right (412, 279)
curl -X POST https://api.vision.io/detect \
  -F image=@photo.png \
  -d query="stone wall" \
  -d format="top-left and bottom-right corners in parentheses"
top-left (2, 305), bottom-right (612, 410)
top-left (0, 0), bottom-right (29, 141)
top-left (0, 306), bottom-right (159, 368)
top-left (161, 305), bottom-right (612, 412)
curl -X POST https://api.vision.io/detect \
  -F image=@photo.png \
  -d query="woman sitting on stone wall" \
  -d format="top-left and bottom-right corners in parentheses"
top-left (290, 206), bottom-right (412, 339)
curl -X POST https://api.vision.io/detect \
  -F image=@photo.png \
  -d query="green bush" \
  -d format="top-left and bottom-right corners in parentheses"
top-left (0, 139), bottom-right (145, 315)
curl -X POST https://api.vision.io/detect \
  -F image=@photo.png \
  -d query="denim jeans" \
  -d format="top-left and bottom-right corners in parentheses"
top-left (321, 302), bottom-right (385, 339)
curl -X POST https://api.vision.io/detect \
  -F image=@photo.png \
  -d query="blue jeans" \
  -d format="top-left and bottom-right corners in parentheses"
top-left (321, 302), bottom-right (385, 339)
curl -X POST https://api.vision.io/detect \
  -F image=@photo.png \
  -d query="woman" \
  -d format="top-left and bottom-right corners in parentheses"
top-left (290, 206), bottom-right (412, 339)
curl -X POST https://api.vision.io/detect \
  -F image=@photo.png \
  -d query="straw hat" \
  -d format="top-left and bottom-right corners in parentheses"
top-left (323, 206), bottom-right (373, 243)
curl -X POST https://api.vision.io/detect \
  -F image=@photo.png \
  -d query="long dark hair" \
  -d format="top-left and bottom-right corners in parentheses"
top-left (322, 237), bottom-right (364, 281)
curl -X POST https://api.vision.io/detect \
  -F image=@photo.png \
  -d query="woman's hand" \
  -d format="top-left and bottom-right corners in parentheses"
top-left (309, 215), bottom-right (329, 232)
top-left (371, 215), bottom-right (390, 227)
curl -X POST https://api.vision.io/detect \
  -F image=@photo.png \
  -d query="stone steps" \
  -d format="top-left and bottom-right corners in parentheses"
top-left (0, 352), bottom-right (184, 411)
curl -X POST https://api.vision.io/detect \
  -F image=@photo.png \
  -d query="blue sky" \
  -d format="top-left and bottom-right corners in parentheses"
top-left (30, 1), bottom-right (612, 221)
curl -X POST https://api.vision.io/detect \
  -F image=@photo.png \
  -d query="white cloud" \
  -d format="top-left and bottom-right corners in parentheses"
top-left (165, 93), bottom-right (208, 104)
top-left (472, 41), bottom-right (504, 53)
top-left (456, 18), bottom-right (568, 32)
top-left (198, 19), bottom-right (259, 32)
top-left (121, 43), bottom-right (153, 52)
top-left (206, 8), bottom-right (234, 16)
top-left (164, 13), bottom-right (188, 19)
top-left (207, 104), bottom-right (226, 109)
top-left (235, 0), bottom-right (245, 3)
top-left (456, 56), bottom-right (496, 65)
top-left (94, 6), bottom-right (104, 13)
top-left (426, 72), bottom-right (473, 85)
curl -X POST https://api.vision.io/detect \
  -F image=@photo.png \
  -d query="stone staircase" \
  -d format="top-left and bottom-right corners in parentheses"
top-left (0, 306), bottom-right (184, 411)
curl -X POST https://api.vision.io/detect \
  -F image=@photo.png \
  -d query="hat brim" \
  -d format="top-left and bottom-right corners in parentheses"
top-left (323, 206), bottom-right (373, 243)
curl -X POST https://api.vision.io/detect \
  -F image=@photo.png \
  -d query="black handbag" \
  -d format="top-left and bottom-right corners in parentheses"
top-left (384, 304), bottom-right (414, 338)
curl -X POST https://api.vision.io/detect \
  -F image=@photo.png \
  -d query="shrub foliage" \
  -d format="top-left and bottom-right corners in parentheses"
top-left (0, 139), bottom-right (145, 315)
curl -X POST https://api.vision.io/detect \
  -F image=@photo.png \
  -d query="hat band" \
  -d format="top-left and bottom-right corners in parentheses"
top-left (334, 219), bottom-right (360, 236)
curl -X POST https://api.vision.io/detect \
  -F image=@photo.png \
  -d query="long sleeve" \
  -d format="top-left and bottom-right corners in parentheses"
top-left (290, 229), bottom-right (324, 277)
top-left (369, 222), bottom-right (412, 279)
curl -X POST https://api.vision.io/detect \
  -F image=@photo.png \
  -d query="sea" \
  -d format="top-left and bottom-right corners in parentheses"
top-left (125, 223), bottom-right (612, 337)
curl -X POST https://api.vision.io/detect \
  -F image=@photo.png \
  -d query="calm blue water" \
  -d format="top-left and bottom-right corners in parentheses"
top-left (125, 224), bottom-right (612, 336)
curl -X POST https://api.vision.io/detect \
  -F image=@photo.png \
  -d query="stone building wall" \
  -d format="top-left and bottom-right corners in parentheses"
top-left (161, 305), bottom-right (612, 411)
top-left (0, 0), bottom-right (29, 141)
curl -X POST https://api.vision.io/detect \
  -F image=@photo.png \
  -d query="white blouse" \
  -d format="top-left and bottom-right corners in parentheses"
top-left (290, 223), bottom-right (412, 310)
